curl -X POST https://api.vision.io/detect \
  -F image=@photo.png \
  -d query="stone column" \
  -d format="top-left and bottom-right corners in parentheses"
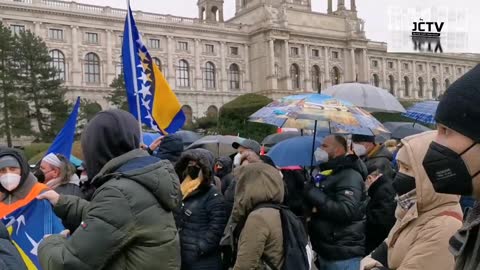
top-left (34, 22), bottom-right (42, 37)
top-left (412, 60), bottom-right (417, 99)
top-left (304, 44), bottom-right (311, 92)
top-left (382, 57), bottom-right (387, 89)
top-left (285, 40), bottom-right (291, 90)
top-left (351, 0), bottom-right (357, 11)
top-left (350, 48), bottom-right (356, 82)
top-left (440, 63), bottom-right (445, 94)
top-left (324, 46), bottom-right (331, 88)
top-left (397, 59), bottom-right (402, 98)
top-left (426, 62), bottom-right (432, 99)
top-left (220, 42), bottom-right (227, 91)
top-left (194, 39), bottom-right (203, 91)
top-left (70, 26), bottom-right (81, 85)
top-left (328, 0), bottom-right (333, 14)
top-left (105, 30), bottom-right (114, 86)
top-left (245, 44), bottom-right (252, 91)
top-left (268, 39), bottom-right (277, 90)
top-left (338, 0), bottom-right (346, 10)
top-left (362, 49), bottom-right (368, 82)
top-left (167, 36), bottom-right (175, 87)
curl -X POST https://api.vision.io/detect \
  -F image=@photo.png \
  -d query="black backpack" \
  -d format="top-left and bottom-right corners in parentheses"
top-left (254, 203), bottom-right (310, 270)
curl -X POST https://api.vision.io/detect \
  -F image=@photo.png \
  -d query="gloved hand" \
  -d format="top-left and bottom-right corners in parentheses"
top-left (360, 256), bottom-right (383, 270)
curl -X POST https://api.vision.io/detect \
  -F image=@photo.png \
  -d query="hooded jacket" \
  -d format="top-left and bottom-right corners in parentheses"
top-left (231, 162), bottom-right (285, 270)
top-left (0, 222), bottom-right (27, 270)
top-left (155, 134), bottom-right (184, 165)
top-left (305, 154), bottom-right (367, 260)
top-left (215, 156), bottom-right (234, 195)
top-left (174, 149), bottom-right (227, 270)
top-left (372, 131), bottom-right (462, 270)
top-left (37, 110), bottom-right (182, 270)
top-left (452, 202), bottom-right (480, 270)
top-left (365, 144), bottom-right (395, 182)
top-left (0, 148), bottom-right (49, 217)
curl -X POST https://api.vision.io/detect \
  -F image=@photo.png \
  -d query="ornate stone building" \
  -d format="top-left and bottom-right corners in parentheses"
top-left (0, 0), bottom-right (479, 125)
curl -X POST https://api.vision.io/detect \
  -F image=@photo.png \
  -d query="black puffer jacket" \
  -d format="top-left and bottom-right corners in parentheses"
top-left (174, 150), bottom-right (228, 270)
top-left (305, 155), bottom-right (367, 260)
top-left (365, 175), bottom-right (397, 254)
top-left (155, 134), bottom-right (184, 165)
top-left (365, 145), bottom-right (395, 181)
top-left (215, 156), bottom-right (234, 195)
top-left (0, 223), bottom-right (27, 270)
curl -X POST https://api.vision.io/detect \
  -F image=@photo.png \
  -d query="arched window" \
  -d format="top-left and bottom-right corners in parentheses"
top-left (204, 62), bottom-right (216, 89)
top-left (312, 65), bottom-right (321, 92)
top-left (332, 67), bottom-right (340, 85)
top-left (207, 105), bottom-right (218, 118)
top-left (177, 60), bottom-right (190, 87)
top-left (211, 6), bottom-right (219, 22)
top-left (389, 75), bottom-right (395, 95)
top-left (290, 64), bottom-right (300, 89)
top-left (49, 49), bottom-right (65, 81)
top-left (432, 78), bottom-right (438, 99)
top-left (275, 64), bottom-right (280, 78)
top-left (182, 105), bottom-right (193, 125)
top-left (372, 74), bottom-right (380, 87)
top-left (153, 57), bottom-right (162, 71)
top-left (445, 78), bottom-right (450, 90)
top-left (84, 52), bottom-right (100, 83)
top-left (404, 76), bottom-right (410, 97)
top-left (418, 77), bottom-right (424, 98)
top-left (228, 64), bottom-right (240, 90)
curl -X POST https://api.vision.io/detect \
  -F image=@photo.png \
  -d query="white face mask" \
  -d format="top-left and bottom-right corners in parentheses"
top-left (0, 173), bottom-right (21, 191)
top-left (314, 148), bottom-right (329, 163)
top-left (233, 153), bottom-right (242, 167)
top-left (352, 143), bottom-right (367, 157)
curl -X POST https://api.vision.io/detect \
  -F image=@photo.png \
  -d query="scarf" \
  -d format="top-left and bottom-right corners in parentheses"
top-left (181, 175), bottom-right (202, 199)
top-left (46, 177), bottom-right (63, 190)
top-left (396, 189), bottom-right (417, 211)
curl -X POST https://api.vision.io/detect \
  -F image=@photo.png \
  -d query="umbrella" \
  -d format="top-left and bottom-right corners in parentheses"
top-left (402, 100), bottom-right (439, 125)
top-left (324, 83), bottom-right (406, 113)
top-left (267, 136), bottom-right (325, 167)
top-left (186, 135), bottom-right (244, 158)
top-left (383, 122), bottom-right (431, 139)
top-left (143, 130), bottom-right (202, 148)
top-left (143, 132), bottom-right (160, 146)
top-left (262, 131), bottom-right (301, 147)
top-left (69, 155), bottom-right (83, 167)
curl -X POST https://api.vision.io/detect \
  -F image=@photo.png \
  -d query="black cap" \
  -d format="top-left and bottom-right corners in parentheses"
top-left (232, 139), bottom-right (261, 154)
top-left (436, 64), bottom-right (480, 142)
top-left (352, 134), bottom-right (375, 143)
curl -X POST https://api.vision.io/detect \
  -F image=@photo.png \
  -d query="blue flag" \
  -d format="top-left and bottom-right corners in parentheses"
top-left (122, 3), bottom-right (185, 134)
top-left (46, 97), bottom-right (80, 158)
top-left (2, 199), bottom-right (64, 269)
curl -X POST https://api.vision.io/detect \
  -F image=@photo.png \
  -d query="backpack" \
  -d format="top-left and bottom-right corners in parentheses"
top-left (254, 203), bottom-right (310, 270)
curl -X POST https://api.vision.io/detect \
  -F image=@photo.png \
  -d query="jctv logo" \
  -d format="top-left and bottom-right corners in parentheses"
top-left (412, 19), bottom-right (445, 37)
top-left (411, 19), bottom-right (445, 53)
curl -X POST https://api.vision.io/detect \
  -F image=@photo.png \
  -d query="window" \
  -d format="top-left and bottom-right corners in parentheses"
top-left (275, 64), bottom-right (280, 78)
top-left (404, 76), bottom-right (410, 97)
top-left (332, 67), bottom-right (340, 85)
top-left (182, 105), bottom-right (193, 125)
top-left (177, 60), bottom-right (190, 87)
top-left (388, 62), bottom-right (394, 69)
top-left (389, 75), bottom-right (395, 95)
top-left (432, 78), bottom-right (438, 99)
top-left (48, 29), bottom-right (64, 40)
top-left (117, 35), bottom-right (123, 46)
top-left (445, 79), bottom-right (450, 90)
top-left (10, 24), bottom-right (25, 35)
top-left (49, 49), bottom-right (65, 81)
top-left (372, 74), bottom-right (380, 87)
top-left (204, 62), bottom-right (216, 89)
top-left (458, 67), bottom-right (462, 74)
top-left (230, 47), bottom-right (239, 55)
top-left (290, 47), bottom-right (299, 56)
top-left (205, 44), bottom-right (214, 54)
top-left (418, 77), bottom-right (424, 97)
top-left (86, 32), bottom-right (98, 44)
top-left (332, 51), bottom-right (339, 59)
top-left (372, 60), bottom-right (379, 68)
top-left (178, 41), bottom-right (188, 51)
top-left (153, 57), bottom-right (162, 71)
top-left (404, 63), bottom-right (409, 70)
top-left (229, 64), bottom-right (240, 90)
top-left (445, 66), bottom-right (450, 73)
top-left (149, 39), bottom-right (160, 49)
top-left (290, 64), bottom-right (300, 89)
top-left (312, 65), bottom-right (321, 92)
top-left (312, 49), bottom-right (320, 57)
top-left (84, 53), bottom-right (100, 83)
top-left (432, 65), bottom-right (437, 72)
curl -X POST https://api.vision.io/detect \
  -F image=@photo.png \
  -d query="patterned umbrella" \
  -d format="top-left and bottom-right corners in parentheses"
top-left (402, 101), bottom-right (439, 125)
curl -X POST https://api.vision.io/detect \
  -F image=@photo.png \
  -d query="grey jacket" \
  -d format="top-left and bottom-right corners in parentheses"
top-left (451, 202), bottom-right (480, 270)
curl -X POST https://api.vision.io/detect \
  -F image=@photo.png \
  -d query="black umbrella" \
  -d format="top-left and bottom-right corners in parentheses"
top-left (176, 130), bottom-right (202, 148)
top-left (262, 131), bottom-right (301, 147)
top-left (383, 122), bottom-right (431, 140)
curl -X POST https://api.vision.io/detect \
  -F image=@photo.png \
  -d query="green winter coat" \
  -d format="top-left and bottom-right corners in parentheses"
top-left (38, 149), bottom-right (182, 270)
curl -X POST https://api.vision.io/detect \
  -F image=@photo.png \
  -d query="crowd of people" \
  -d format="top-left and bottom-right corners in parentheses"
top-left (1, 64), bottom-right (480, 270)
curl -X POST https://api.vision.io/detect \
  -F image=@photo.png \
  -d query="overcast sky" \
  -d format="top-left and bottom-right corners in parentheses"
top-left (75, 0), bottom-right (480, 45)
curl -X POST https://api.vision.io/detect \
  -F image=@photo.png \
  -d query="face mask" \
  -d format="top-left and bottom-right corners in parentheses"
top-left (187, 166), bottom-right (201, 179)
top-left (233, 153), bottom-right (242, 167)
top-left (33, 169), bottom-right (45, 183)
top-left (352, 143), bottom-right (367, 157)
top-left (314, 148), bottom-right (329, 163)
top-left (0, 173), bottom-right (21, 192)
top-left (423, 141), bottom-right (479, 195)
top-left (392, 172), bottom-right (416, 196)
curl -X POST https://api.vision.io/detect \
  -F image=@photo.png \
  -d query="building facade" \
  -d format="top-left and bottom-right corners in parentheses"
top-left (0, 0), bottom-right (479, 125)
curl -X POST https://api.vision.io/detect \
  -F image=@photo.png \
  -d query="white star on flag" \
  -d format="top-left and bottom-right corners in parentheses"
top-left (141, 98), bottom-right (151, 111)
top-left (138, 72), bottom-right (148, 85)
top-left (25, 232), bottom-right (40, 256)
top-left (136, 38), bottom-right (143, 46)
top-left (139, 84), bottom-right (151, 97)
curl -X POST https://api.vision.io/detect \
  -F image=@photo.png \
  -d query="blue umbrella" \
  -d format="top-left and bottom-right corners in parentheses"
top-left (267, 136), bottom-right (325, 167)
top-left (143, 132), bottom-right (161, 147)
top-left (402, 101), bottom-right (439, 125)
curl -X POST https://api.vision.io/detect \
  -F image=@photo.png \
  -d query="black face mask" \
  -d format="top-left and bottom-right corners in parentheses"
top-left (422, 141), bottom-right (479, 195)
top-left (33, 169), bottom-right (45, 183)
top-left (393, 172), bottom-right (416, 196)
top-left (186, 166), bottom-right (201, 179)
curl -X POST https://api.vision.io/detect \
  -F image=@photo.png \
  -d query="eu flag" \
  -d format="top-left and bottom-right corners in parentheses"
top-left (2, 199), bottom-right (64, 269)
top-left (122, 3), bottom-right (186, 134)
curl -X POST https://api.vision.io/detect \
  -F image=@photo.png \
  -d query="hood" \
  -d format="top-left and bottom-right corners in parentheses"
top-left (175, 149), bottom-right (214, 185)
top-left (156, 134), bottom-right (184, 164)
top-left (321, 154), bottom-right (368, 179)
top-left (92, 149), bottom-right (181, 211)
top-left (231, 162), bottom-right (284, 223)
top-left (215, 156), bottom-right (233, 178)
top-left (397, 131), bottom-right (459, 213)
top-left (0, 148), bottom-right (30, 194)
top-left (81, 109), bottom-right (140, 181)
top-left (369, 144), bottom-right (393, 161)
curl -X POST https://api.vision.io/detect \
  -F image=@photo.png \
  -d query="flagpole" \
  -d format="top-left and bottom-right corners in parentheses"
top-left (126, 0), bottom-right (143, 145)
